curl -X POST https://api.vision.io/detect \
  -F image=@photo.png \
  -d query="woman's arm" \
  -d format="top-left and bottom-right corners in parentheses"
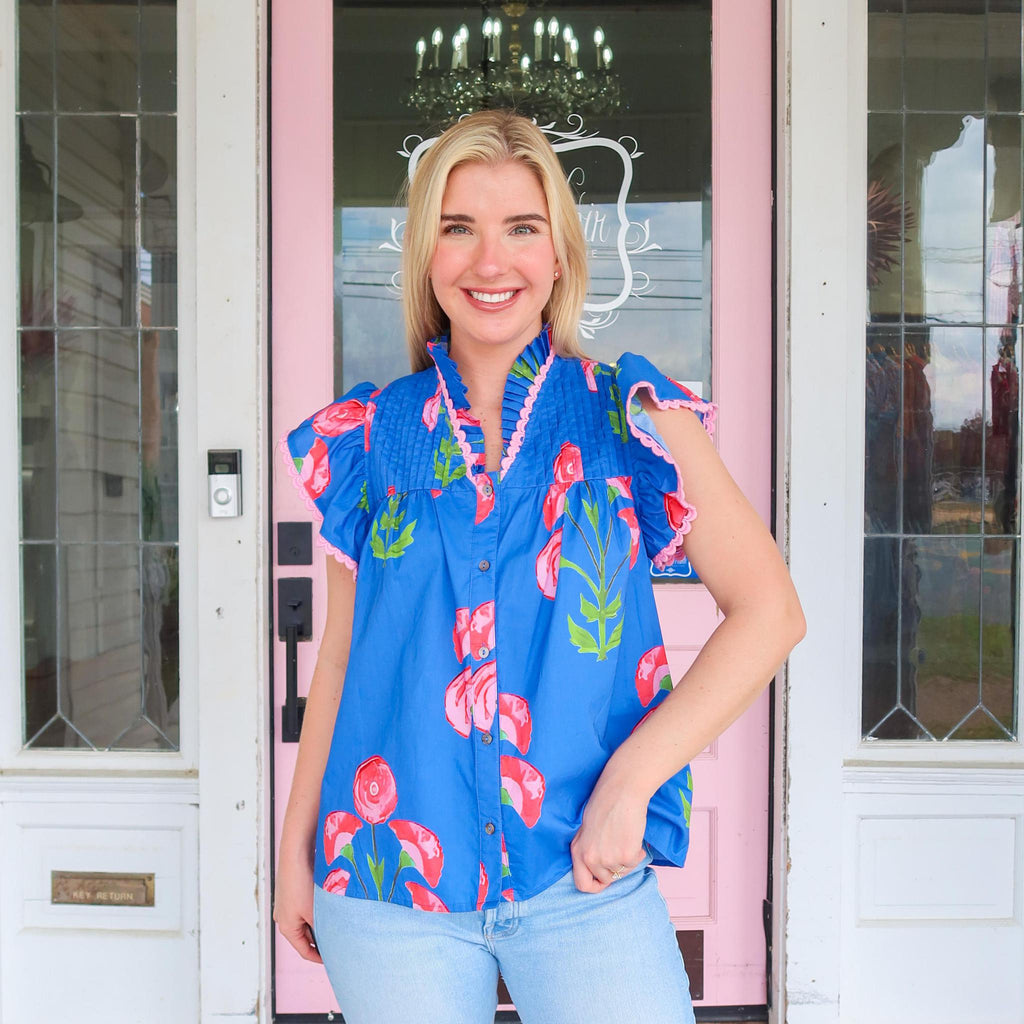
top-left (570, 394), bottom-right (806, 891)
top-left (273, 555), bottom-right (357, 963)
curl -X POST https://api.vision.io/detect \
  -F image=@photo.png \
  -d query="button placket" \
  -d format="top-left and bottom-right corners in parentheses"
top-left (466, 479), bottom-right (504, 906)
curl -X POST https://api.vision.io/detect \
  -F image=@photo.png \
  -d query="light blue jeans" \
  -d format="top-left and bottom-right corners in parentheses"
top-left (312, 847), bottom-right (696, 1024)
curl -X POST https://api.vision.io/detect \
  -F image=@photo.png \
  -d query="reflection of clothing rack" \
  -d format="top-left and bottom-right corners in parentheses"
top-left (988, 213), bottom-right (1020, 536)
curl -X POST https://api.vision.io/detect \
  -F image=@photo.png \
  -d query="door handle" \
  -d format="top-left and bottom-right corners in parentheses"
top-left (278, 577), bottom-right (312, 742)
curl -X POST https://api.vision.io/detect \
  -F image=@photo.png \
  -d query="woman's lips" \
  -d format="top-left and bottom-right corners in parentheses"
top-left (462, 288), bottom-right (522, 312)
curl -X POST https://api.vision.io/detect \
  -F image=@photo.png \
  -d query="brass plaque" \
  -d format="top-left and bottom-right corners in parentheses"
top-left (51, 871), bottom-right (155, 907)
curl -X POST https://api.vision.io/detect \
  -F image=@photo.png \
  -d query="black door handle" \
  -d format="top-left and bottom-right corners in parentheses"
top-left (278, 577), bottom-right (312, 742)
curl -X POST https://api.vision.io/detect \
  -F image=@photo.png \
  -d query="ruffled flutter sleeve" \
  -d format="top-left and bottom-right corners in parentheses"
top-left (614, 352), bottom-right (718, 570)
top-left (279, 381), bottom-right (380, 579)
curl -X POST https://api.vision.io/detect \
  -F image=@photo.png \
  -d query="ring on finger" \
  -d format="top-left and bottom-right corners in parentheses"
top-left (609, 863), bottom-right (628, 881)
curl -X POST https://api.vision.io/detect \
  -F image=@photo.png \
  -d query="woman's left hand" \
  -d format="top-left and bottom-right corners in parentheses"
top-left (569, 770), bottom-right (649, 893)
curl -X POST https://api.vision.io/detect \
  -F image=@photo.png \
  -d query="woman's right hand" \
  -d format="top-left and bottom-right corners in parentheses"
top-left (273, 849), bottom-right (322, 964)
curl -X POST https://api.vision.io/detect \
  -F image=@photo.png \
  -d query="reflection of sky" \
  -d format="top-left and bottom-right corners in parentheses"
top-left (336, 201), bottom-right (709, 396)
top-left (922, 327), bottom-right (982, 429)
top-left (921, 116), bottom-right (985, 322)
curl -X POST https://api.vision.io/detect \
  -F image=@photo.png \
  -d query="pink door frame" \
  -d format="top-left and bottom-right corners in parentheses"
top-left (270, 1), bottom-right (773, 1015)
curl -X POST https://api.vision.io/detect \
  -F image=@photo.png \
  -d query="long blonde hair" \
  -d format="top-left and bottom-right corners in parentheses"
top-left (401, 109), bottom-right (589, 373)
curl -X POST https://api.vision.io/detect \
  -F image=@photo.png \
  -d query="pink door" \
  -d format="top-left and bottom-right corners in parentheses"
top-left (270, 2), bottom-right (772, 1018)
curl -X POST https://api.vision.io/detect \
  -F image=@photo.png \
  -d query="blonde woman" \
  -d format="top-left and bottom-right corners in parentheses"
top-left (275, 109), bottom-right (805, 1024)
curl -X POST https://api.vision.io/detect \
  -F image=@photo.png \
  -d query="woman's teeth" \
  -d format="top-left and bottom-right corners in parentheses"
top-left (469, 290), bottom-right (517, 303)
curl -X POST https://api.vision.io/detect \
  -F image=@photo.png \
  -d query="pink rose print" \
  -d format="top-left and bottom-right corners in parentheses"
top-left (553, 442), bottom-right (584, 486)
top-left (498, 693), bottom-right (533, 754)
top-left (444, 666), bottom-right (473, 737)
top-left (323, 868), bottom-right (350, 895)
top-left (469, 600), bottom-right (495, 656)
top-left (542, 483), bottom-right (566, 530)
top-left (405, 880), bottom-right (450, 913)
top-left (299, 437), bottom-right (331, 500)
top-left (452, 607), bottom-right (471, 661)
top-left (388, 819), bottom-right (444, 887)
top-left (352, 755), bottom-right (398, 824)
top-left (462, 409), bottom-right (482, 428)
top-left (635, 645), bottom-right (673, 708)
top-left (422, 386), bottom-right (441, 431)
top-left (581, 359), bottom-right (599, 392)
top-left (476, 863), bottom-right (488, 911)
top-left (500, 755), bottom-right (546, 828)
top-left (501, 833), bottom-right (512, 884)
top-left (664, 492), bottom-right (695, 533)
top-left (471, 661), bottom-right (497, 732)
top-left (364, 389), bottom-right (380, 451)
top-left (502, 888), bottom-right (515, 902)
top-left (313, 398), bottom-right (366, 437)
top-left (387, 484), bottom-right (396, 497)
top-left (535, 528), bottom-right (562, 599)
top-left (542, 443), bottom-right (583, 529)
top-left (474, 472), bottom-right (495, 524)
top-left (431, 488), bottom-right (443, 499)
top-left (618, 507), bottom-right (640, 569)
top-left (323, 810), bottom-right (362, 864)
top-left (607, 475), bottom-right (633, 501)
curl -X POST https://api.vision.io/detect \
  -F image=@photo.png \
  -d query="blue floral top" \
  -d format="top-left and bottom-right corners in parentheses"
top-left (281, 327), bottom-right (717, 913)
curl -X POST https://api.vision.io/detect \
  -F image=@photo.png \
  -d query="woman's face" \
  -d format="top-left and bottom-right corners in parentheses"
top-left (429, 159), bottom-right (560, 360)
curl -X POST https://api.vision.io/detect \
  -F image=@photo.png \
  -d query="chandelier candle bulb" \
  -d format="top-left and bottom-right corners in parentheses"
top-left (534, 18), bottom-right (543, 60)
top-left (483, 18), bottom-right (493, 60)
top-left (570, 37), bottom-right (579, 67)
top-left (602, 45), bottom-right (612, 68)
top-left (521, 54), bottom-right (530, 73)
top-left (594, 27), bottom-right (605, 67)
top-left (563, 24), bottom-right (572, 63)
top-left (415, 36), bottom-right (426, 74)
top-left (431, 27), bottom-right (442, 68)
top-left (451, 35), bottom-right (460, 70)
top-left (493, 19), bottom-right (502, 62)
top-left (459, 24), bottom-right (469, 69)
top-left (548, 17), bottom-right (558, 53)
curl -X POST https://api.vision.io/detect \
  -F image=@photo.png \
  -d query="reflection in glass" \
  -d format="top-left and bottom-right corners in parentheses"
top-left (142, 330), bottom-right (178, 542)
top-left (23, 542), bottom-right (58, 745)
top-left (906, 326), bottom-right (983, 534)
top-left (905, 2), bottom-right (985, 113)
top-left (20, 329), bottom-right (56, 541)
top-left (984, 327), bottom-right (1020, 536)
top-left (141, 0), bottom-right (177, 112)
top-left (57, 115), bottom-right (138, 327)
top-left (865, 325), bottom-right (902, 534)
top-left (63, 543), bottom-right (141, 749)
top-left (18, 0), bottom-right (53, 113)
top-left (57, 330), bottom-right (140, 543)
top-left (56, 0), bottom-right (139, 112)
top-left (141, 115), bottom-right (178, 328)
top-left (18, 0), bottom-right (179, 751)
top-left (864, 1), bottom-right (1020, 742)
top-left (905, 114), bottom-right (984, 323)
top-left (987, 2), bottom-right (1021, 113)
top-left (868, 1), bottom-right (901, 112)
top-left (867, 113), bottom-right (904, 320)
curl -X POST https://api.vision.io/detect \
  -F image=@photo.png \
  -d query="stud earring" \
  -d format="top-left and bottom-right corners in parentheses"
top-left (554, 270), bottom-right (561, 279)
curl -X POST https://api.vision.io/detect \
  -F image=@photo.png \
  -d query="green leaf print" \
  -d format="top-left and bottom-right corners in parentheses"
top-left (678, 787), bottom-right (692, 829)
top-left (356, 479), bottom-right (370, 513)
top-left (607, 381), bottom-right (629, 442)
top-left (369, 493), bottom-right (418, 561)
top-left (339, 842), bottom-right (355, 864)
top-left (366, 852), bottom-right (386, 899)
top-left (561, 481), bottom-right (628, 661)
top-left (398, 849), bottom-right (415, 871)
top-left (509, 347), bottom-right (542, 382)
top-left (432, 417), bottom-right (467, 487)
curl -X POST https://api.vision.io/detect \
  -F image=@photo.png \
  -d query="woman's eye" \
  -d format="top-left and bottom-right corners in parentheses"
top-left (510, 223), bottom-right (537, 235)
top-left (442, 223), bottom-right (470, 235)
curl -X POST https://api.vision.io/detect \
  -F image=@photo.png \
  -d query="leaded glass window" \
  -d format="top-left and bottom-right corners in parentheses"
top-left (864, 0), bottom-right (1020, 740)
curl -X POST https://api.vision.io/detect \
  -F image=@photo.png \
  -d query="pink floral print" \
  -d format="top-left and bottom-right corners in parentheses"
top-left (500, 755), bottom-right (546, 828)
top-left (498, 693), bottom-right (533, 754)
top-left (323, 868), bottom-right (350, 895)
top-left (299, 437), bottom-right (331, 500)
top-left (635, 645), bottom-right (673, 707)
top-left (388, 819), bottom-right (444, 887)
top-left (323, 810), bottom-right (362, 864)
top-left (535, 528), bottom-right (562, 598)
top-left (313, 398), bottom-right (366, 436)
top-left (352, 755), bottom-right (398, 824)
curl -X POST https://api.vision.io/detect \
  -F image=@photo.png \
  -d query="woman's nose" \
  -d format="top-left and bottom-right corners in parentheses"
top-left (472, 232), bottom-right (510, 278)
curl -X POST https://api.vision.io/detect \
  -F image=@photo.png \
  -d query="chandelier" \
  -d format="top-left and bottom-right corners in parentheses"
top-left (403, 2), bottom-right (622, 126)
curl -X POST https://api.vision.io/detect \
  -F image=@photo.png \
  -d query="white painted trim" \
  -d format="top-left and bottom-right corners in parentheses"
top-left (780, 0), bottom-right (867, 1018)
top-left (193, 0), bottom-right (267, 1018)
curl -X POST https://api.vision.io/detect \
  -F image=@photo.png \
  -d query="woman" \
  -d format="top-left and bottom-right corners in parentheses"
top-left (275, 109), bottom-right (805, 1024)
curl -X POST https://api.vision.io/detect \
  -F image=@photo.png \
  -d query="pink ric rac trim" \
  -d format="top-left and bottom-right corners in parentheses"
top-left (624, 381), bottom-right (719, 570)
top-left (277, 433), bottom-right (359, 580)
top-left (500, 347), bottom-right (557, 480)
top-left (434, 365), bottom-right (478, 477)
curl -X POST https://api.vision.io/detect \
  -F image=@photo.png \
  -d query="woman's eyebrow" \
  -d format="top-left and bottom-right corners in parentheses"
top-left (438, 213), bottom-right (549, 224)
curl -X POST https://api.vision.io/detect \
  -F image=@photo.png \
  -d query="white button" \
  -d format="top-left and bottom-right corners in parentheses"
top-left (213, 486), bottom-right (232, 505)
top-left (482, 484), bottom-right (493, 497)
top-left (478, 646), bottom-right (489, 659)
